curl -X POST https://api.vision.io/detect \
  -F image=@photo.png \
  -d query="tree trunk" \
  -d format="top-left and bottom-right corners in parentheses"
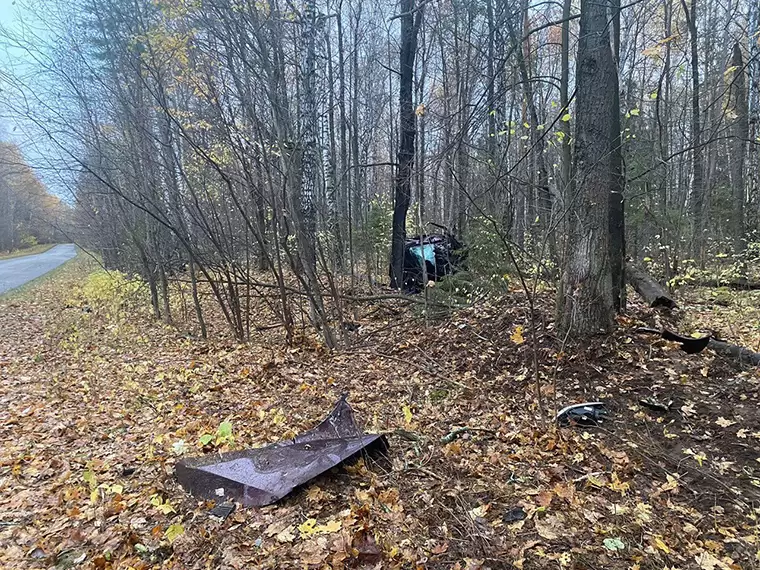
top-left (390, 0), bottom-right (423, 289)
top-left (297, 0), bottom-right (335, 347)
top-left (682, 0), bottom-right (705, 260)
top-left (557, 0), bottom-right (615, 336)
top-left (609, 0), bottom-right (625, 312)
top-left (726, 42), bottom-right (748, 257)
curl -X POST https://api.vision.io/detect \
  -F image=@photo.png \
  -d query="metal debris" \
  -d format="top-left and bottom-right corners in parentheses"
top-left (176, 395), bottom-right (386, 507)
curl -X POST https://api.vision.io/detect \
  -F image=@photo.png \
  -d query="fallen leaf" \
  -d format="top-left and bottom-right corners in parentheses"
top-left (165, 523), bottom-right (184, 543)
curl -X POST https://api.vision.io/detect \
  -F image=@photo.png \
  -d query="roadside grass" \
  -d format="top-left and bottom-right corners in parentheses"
top-left (0, 248), bottom-right (93, 301)
top-left (0, 243), bottom-right (56, 260)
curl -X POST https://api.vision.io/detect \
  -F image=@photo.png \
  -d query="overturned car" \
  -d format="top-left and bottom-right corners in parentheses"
top-left (401, 233), bottom-right (466, 291)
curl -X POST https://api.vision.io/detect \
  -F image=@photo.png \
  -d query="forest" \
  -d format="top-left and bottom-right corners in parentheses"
top-left (0, 0), bottom-right (757, 342)
top-left (0, 142), bottom-right (66, 253)
top-left (1, 0), bottom-right (760, 568)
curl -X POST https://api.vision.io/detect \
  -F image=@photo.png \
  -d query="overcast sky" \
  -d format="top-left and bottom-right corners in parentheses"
top-left (0, 0), bottom-right (72, 199)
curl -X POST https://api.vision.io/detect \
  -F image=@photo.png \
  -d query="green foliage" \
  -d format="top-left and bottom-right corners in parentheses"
top-left (361, 198), bottom-right (393, 251)
top-left (356, 197), bottom-right (393, 269)
top-left (19, 234), bottom-right (39, 249)
top-left (466, 217), bottom-right (517, 291)
top-left (76, 270), bottom-right (145, 312)
top-left (199, 420), bottom-right (234, 448)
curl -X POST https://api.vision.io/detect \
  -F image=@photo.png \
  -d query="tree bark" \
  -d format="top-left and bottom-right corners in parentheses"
top-left (390, 0), bottom-right (423, 289)
top-left (609, 0), bottom-right (625, 312)
top-left (726, 42), bottom-right (748, 257)
top-left (557, 0), bottom-right (615, 336)
top-left (681, 0), bottom-right (705, 260)
top-left (626, 263), bottom-right (677, 309)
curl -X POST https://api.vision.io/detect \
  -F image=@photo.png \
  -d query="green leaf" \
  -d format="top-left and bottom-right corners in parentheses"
top-left (217, 421), bottom-right (233, 439)
top-left (603, 537), bottom-right (626, 551)
top-left (629, 108), bottom-right (640, 116)
top-left (199, 433), bottom-right (214, 446)
top-left (83, 469), bottom-right (97, 490)
top-left (165, 523), bottom-right (184, 543)
top-left (561, 113), bottom-right (572, 122)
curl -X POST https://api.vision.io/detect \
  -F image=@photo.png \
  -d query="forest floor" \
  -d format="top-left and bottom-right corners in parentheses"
top-left (1, 256), bottom-right (759, 570)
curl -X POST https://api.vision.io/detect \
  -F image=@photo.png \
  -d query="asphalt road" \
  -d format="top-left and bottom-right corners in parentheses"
top-left (0, 244), bottom-right (77, 294)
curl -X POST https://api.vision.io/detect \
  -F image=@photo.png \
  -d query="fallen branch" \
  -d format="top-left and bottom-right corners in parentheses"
top-left (392, 428), bottom-right (424, 442)
top-left (707, 339), bottom-right (760, 366)
top-left (626, 264), bottom-right (677, 309)
top-left (636, 328), bottom-right (760, 366)
top-left (692, 278), bottom-right (760, 290)
top-left (440, 426), bottom-right (496, 444)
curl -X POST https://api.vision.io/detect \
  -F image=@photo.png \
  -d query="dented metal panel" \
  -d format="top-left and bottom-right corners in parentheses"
top-left (176, 396), bottom-right (386, 506)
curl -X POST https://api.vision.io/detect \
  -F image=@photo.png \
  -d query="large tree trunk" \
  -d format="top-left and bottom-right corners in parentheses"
top-left (557, 0), bottom-right (615, 336)
top-left (390, 0), bottom-right (423, 289)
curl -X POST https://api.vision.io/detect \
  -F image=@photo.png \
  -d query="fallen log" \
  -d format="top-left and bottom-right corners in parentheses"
top-left (707, 339), bottom-right (760, 366)
top-left (636, 328), bottom-right (760, 366)
top-left (626, 264), bottom-right (677, 309)
top-left (692, 278), bottom-right (760, 290)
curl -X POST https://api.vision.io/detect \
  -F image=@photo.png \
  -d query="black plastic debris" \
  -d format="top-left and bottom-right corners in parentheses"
top-left (636, 327), bottom-right (711, 354)
top-left (400, 231), bottom-right (466, 291)
top-left (503, 506), bottom-right (527, 523)
top-left (556, 402), bottom-right (610, 427)
top-left (209, 502), bottom-right (236, 522)
top-left (176, 395), bottom-right (386, 507)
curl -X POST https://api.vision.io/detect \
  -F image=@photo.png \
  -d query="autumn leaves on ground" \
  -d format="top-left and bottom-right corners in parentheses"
top-left (1, 256), bottom-right (759, 570)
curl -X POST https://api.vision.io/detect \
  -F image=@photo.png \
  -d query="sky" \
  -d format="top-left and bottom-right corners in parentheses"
top-left (0, 0), bottom-right (72, 199)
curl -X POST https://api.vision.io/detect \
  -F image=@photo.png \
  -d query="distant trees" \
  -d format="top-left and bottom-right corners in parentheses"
top-left (0, 143), bottom-right (65, 252)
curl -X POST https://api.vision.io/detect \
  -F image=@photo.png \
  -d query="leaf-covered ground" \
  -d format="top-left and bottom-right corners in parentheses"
top-left (1, 257), bottom-right (759, 570)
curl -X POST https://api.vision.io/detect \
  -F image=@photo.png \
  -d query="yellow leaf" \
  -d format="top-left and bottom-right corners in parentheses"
top-left (298, 518), bottom-right (318, 536)
top-left (83, 469), bottom-right (97, 489)
top-left (511, 325), bottom-right (525, 345)
top-left (659, 474), bottom-right (680, 493)
top-left (315, 519), bottom-right (342, 534)
top-left (561, 113), bottom-right (571, 122)
top-left (653, 536), bottom-right (670, 554)
top-left (165, 523), bottom-right (184, 543)
top-left (156, 502), bottom-right (176, 515)
top-left (402, 405), bottom-right (413, 425)
top-left (608, 473), bottom-right (630, 495)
